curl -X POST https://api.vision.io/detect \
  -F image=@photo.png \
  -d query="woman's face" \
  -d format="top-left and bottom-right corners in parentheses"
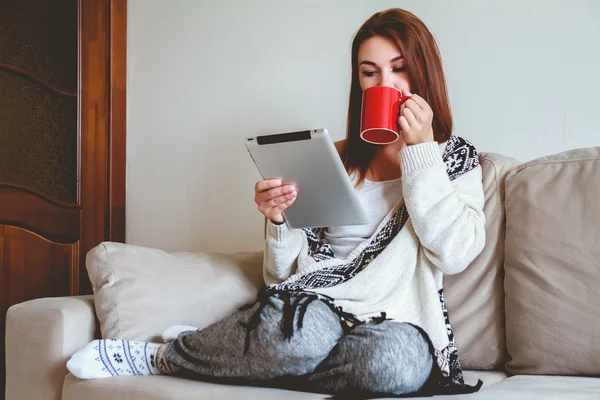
top-left (357, 35), bottom-right (411, 93)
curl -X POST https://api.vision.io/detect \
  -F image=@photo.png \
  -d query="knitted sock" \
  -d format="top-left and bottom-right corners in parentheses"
top-left (67, 339), bottom-right (179, 379)
top-left (161, 325), bottom-right (199, 343)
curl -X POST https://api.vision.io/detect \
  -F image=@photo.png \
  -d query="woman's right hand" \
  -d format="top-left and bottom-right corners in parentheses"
top-left (254, 179), bottom-right (297, 224)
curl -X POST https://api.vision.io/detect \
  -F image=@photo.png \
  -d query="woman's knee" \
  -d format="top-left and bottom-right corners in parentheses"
top-left (256, 297), bottom-right (344, 373)
top-left (354, 322), bottom-right (434, 394)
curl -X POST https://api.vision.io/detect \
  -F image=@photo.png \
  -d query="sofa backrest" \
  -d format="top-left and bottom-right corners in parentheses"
top-left (444, 152), bottom-right (520, 370)
top-left (503, 146), bottom-right (600, 376)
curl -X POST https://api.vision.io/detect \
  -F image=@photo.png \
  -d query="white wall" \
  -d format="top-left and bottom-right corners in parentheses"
top-left (127, 0), bottom-right (600, 253)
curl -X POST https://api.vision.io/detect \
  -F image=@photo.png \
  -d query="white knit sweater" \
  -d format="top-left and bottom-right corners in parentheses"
top-left (262, 136), bottom-right (485, 374)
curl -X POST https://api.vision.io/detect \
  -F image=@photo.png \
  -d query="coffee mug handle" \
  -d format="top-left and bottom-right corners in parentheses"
top-left (398, 95), bottom-right (411, 106)
top-left (395, 95), bottom-right (411, 117)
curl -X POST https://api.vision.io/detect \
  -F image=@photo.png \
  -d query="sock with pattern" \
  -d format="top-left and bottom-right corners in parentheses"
top-left (67, 339), bottom-right (180, 379)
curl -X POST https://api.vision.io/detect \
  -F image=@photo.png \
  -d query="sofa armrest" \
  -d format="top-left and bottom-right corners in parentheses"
top-left (5, 295), bottom-right (96, 400)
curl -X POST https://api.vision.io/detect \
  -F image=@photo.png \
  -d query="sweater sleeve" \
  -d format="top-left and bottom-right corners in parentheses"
top-left (399, 138), bottom-right (486, 275)
top-left (262, 220), bottom-right (305, 286)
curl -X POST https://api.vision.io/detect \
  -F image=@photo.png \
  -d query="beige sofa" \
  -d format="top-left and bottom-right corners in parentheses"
top-left (6, 146), bottom-right (600, 400)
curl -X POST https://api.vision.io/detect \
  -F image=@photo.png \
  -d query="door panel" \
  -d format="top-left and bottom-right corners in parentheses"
top-left (3, 224), bottom-right (78, 306)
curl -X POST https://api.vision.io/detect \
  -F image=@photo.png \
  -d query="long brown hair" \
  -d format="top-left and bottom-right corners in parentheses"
top-left (341, 8), bottom-right (453, 186)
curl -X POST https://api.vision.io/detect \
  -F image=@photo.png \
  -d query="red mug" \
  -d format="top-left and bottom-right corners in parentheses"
top-left (360, 86), bottom-right (411, 145)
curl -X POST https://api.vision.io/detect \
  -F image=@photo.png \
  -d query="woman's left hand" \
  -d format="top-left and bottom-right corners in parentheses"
top-left (398, 90), bottom-right (435, 146)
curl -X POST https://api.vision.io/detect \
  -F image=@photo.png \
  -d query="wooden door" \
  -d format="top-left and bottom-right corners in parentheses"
top-left (0, 0), bottom-right (126, 396)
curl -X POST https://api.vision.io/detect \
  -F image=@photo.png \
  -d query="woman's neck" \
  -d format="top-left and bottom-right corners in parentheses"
top-left (365, 141), bottom-right (406, 181)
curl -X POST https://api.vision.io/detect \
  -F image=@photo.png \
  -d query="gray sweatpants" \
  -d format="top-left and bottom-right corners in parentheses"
top-left (162, 292), bottom-right (434, 397)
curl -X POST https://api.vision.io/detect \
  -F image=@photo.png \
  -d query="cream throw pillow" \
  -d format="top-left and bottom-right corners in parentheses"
top-left (86, 241), bottom-right (264, 342)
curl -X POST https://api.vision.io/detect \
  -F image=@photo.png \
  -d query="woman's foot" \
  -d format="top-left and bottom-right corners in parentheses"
top-left (66, 339), bottom-right (179, 379)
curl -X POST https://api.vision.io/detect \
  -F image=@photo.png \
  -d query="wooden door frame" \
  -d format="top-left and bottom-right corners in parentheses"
top-left (79, 0), bottom-right (127, 294)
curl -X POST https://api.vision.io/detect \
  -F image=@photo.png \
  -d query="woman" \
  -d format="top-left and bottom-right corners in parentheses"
top-left (67, 8), bottom-right (485, 398)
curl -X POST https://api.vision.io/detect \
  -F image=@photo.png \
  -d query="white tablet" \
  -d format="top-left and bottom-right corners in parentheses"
top-left (245, 129), bottom-right (369, 229)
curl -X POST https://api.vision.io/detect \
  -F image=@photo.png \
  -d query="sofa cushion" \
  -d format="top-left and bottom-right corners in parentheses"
top-left (504, 146), bottom-right (600, 375)
top-left (444, 152), bottom-right (520, 370)
top-left (451, 375), bottom-right (600, 400)
top-left (87, 242), bottom-right (264, 341)
top-left (477, 375), bottom-right (600, 400)
top-left (61, 371), bottom-right (506, 400)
